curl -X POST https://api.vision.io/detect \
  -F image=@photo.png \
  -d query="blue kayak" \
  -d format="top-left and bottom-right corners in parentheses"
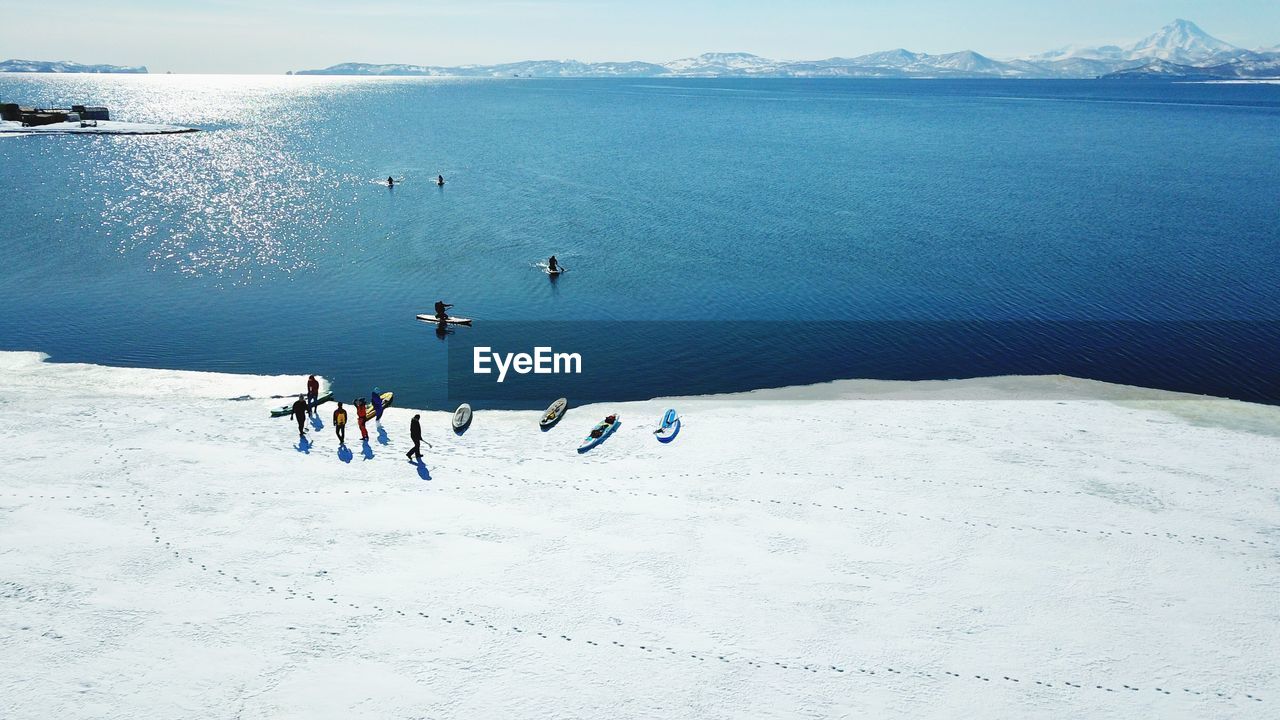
top-left (578, 414), bottom-right (621, 453)
top-left (654, 408), bottom-right (680, 443)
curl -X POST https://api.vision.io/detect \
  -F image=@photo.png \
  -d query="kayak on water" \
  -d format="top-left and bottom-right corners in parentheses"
top-left (270, 391), bottom-right (333, 417)
top-left (578, 414), bottom-right (621, 453)
top-left (654, 408), bottom-right (681, 443)
top-left (415, 314), bottom-right (473, 325)
top-left (453, 403), bottom-right (472, 432)
top-left (540, 397), bottom-right (568, 429)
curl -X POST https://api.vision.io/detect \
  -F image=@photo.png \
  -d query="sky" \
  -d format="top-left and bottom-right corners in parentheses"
top-left (0, 0), bottom-right (1277, 73)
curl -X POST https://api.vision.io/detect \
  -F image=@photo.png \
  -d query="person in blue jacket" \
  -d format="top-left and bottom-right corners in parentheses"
top-left (371, 387), bottom-right (386, 422)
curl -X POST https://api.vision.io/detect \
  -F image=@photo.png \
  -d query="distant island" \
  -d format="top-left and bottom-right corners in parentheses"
top-left (0, 59), bottom-right (147, 74)
top-left (295, 20), bottom-right (1279, 81)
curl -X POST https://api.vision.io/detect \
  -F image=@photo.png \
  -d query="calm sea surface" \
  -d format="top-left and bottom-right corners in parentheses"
top-left (1, 75), bottom-right (1278, 407)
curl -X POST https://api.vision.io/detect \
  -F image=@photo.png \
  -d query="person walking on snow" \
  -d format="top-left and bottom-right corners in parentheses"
top-left (290, 396), bottom-right (308, 437)
top-left (306, 375), bottom-right (320, 413)
top-left (406, 414), bottom-right (425, 462)
top-left (355, 398), bottom-right (370, 442)
top-left (371, 388), bottom-right (386, 422)
top-left (333, 402), bottom-right (348, 446)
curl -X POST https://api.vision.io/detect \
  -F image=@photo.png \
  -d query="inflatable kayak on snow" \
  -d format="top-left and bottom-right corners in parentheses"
top-left (578, 414), bottom-right (620, 453)
top-left (361, 391), bottom-right (394, 421)
top-left (654, 408), bottom-right (681, 443)
top-left (270, 391), bottom-right (333, 417)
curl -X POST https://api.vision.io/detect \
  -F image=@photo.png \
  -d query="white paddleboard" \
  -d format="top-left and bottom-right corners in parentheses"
top-left (416, 314), bottom-right (473, 325)
top-left (453, 403), bottom-right (472, 430)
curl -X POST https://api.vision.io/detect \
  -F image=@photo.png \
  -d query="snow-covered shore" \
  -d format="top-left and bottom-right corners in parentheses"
top-left (0, 119), bottom-right (197, 135)
top-left (1, 350), bottom-right (1277, 719)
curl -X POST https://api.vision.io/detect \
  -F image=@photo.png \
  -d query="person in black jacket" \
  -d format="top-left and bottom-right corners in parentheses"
top-left (406, 414), bottom-right (424, 461)
top-left (290, 396), bottom-right (308, 438)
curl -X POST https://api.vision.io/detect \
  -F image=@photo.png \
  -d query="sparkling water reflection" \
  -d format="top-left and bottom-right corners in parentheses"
top-left (1, 75), bottom-right (1278, 405)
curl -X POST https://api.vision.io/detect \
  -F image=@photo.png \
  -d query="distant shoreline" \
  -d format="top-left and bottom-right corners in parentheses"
top-left (0, 119), bottom-right (197, 135)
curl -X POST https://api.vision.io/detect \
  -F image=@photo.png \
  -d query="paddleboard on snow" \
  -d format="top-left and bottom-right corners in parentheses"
top-left (452, 403), bottom-right (472, 431)
top-left (654, 408), bottom-right (680, 443)
top-left (361, 391), bottom-right (394, 421)
top-left (578, 414), bottom-right (621, 453)
top-left (540, 398), bottom-right (568, 429)
top-left (416, 314), bottom-right (473, 326)
top-left (270, 391), bottom-right (333, 417)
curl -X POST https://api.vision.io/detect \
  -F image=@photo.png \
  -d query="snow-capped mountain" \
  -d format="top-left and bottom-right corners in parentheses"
top-left (0, 59), bottom-right (147, 73)
top-left (298, 62), bottom-right (448, 76)
top-left (1031, 44), bottom-right (1127, 62)
top-left (663, 52), bottom-right (779, 75)
top-left (1031, 20), bottom-right (1243, 68)
top-left (294, 20), bottom-right (1275, 80)
top-left (1103, 52), bottom-right (1280, 81)
top-left (1126, 18), bottom-right (1239, 64)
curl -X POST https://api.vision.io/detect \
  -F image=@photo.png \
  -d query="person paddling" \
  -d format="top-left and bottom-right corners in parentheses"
top-left (437, 174), bottom-right (445, 186)
top-left (548, 255), bottom-right (560, 273)
top-left (333, 402), bottom-right (348, 446)
top-left (434, 300), bottom-right (453, 321)
top-left (290, 396), bottom-right (308, 438)
top-left (355, 398), bottom-right (370, 443)
top-left (387, 176), bottom-right (395, 187)
top-left (406, 413), bottom-right (428, 462)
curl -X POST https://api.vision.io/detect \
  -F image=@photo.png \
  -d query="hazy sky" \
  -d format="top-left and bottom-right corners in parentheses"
top-left (1, 0), bottom-right (1277, 73)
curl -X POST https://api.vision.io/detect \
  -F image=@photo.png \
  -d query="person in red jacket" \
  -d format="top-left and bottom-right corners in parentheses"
top-left (355, 398), bottom-right (370, 443)
top-left (306, 375), bottom-right (320, 414)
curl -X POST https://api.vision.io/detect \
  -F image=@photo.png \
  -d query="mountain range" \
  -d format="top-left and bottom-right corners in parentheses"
top-left (1, 20), bottom-right (1275, 80)
top-left (0, 59), bottom-right (147, 74)
top-left (293, 20), bottom-right (1278, 80)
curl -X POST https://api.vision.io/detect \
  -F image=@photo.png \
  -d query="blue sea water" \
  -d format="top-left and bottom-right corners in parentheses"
top-left (1, 75), bottom-right (1278, 407)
